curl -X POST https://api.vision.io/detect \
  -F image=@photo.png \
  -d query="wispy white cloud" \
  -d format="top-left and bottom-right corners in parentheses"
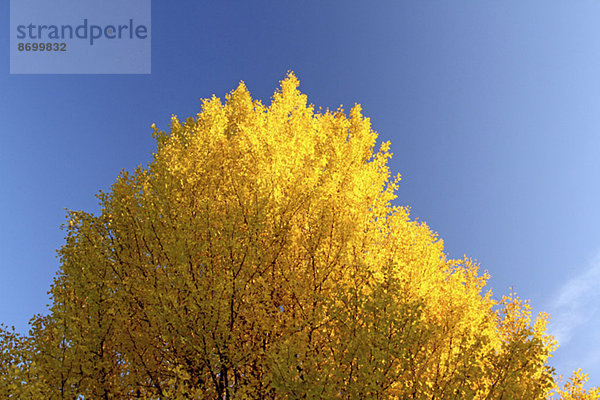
top-left (548, 252), bottom-right (600, 346)
top-left (544, 252), bottom-right (600, 387)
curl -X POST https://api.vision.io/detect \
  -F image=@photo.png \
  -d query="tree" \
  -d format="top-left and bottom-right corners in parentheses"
top-left (1, 73), bottom-right (597, 399)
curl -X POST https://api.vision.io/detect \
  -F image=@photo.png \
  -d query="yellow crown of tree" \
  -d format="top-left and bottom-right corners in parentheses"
top-left (1, 73), bottom-right (598, 399)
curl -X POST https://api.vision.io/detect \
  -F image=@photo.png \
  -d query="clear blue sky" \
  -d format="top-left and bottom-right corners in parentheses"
top-left (2, 0), bottom-right (599, 387)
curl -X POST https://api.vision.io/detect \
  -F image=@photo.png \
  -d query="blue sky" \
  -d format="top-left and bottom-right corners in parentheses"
top-left (1, 0), bottom-right (599, 387)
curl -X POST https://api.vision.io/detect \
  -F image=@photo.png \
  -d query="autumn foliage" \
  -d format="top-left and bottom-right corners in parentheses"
top-left (1, 73), bottom-right (598, 399)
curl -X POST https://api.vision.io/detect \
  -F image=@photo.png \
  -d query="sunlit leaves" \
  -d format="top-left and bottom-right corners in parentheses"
top-left (1, 73), bottom-right (596, 399)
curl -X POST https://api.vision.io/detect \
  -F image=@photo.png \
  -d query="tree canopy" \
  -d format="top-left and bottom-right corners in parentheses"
top-left (1, 73), bottom-right (598, 399)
